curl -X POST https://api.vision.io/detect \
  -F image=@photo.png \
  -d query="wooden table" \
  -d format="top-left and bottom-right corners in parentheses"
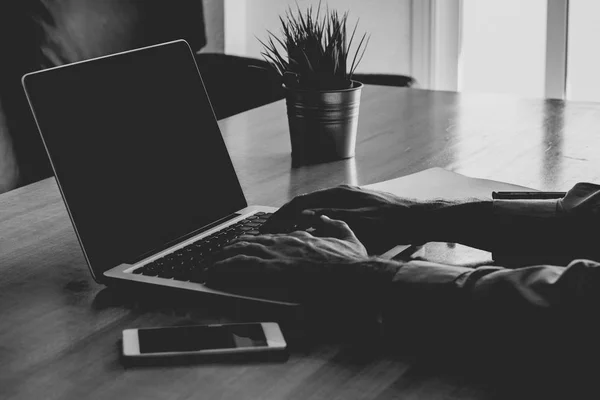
top-left (3, 86), bottom-right (600, 399)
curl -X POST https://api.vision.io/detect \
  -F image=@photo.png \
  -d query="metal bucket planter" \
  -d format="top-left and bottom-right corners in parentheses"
top-left (284, 81), bottom-right (363, 165)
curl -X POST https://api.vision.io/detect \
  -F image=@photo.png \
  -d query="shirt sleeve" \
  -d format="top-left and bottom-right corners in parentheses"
top-left (382, 257), bottom-right (600, 381)
top-left (491, 182), bottom-right (600, 265)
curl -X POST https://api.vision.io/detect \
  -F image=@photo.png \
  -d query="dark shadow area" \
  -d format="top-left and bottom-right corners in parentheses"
top-left (195, 53), bottom-right (286, 121)
top-left (0, 0), bottom-right (206, 189)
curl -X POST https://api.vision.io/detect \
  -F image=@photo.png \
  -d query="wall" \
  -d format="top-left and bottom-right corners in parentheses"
top-left (224, 0), bottom-right (247, 55)
top-left (201, 0), bottom-right (225, 52)
top-left (224, 0), bottom-right (411, 74)
top-left (567, 0), bottom-right (600, 101)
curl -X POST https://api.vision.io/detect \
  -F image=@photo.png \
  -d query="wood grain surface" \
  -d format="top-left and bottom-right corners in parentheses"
top-left (3, 86), bottom-right (600, 399)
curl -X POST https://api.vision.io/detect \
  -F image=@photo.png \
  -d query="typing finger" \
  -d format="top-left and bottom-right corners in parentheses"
top-left (261, 190), bottom-right (343, 233)
top-left (304, 207), bottom-right (369, 223)
top-left (287, 230), bottom-right (314, 239)
top-left (217, 241), bottom-right (275, 261)
top-left (231, 233), bottom-right (307, 246)
top-left (230, 234), bottom-right (277, 245)
top-left (317, 215), bottom-right (361, 242)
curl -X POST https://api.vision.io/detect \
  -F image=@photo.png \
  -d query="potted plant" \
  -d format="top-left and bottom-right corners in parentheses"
top-left (259, 3), bottom-right (369, 164)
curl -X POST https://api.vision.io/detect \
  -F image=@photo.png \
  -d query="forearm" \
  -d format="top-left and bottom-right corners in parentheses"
top-left (375, 257), bottom-right (600, 372)
top-left (410, 199), bottom-right (496, 250)
top-left (314, 258), bottom-right (404, 308)
top-left (409, 191), bottom-right (600, 264)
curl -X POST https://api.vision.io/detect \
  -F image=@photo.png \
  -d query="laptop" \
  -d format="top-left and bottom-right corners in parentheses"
top-left (22, 40), bottom-right (294, 305)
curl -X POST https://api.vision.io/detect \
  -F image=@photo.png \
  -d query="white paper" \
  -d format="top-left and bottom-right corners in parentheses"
top-left (363, 167), bottom-right (534, 201)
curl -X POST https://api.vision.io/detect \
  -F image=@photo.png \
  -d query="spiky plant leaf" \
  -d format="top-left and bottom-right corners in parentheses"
top-left (258, 1), bottom-right (369, 90)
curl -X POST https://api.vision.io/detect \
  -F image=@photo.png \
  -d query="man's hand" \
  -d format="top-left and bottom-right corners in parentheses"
top-left (260, 185), bottom-right (424, 254)
top-left (206, 215), bottom-right (371, 302)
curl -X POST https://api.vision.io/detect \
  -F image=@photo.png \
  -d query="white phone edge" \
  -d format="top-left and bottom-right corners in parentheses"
top-left (122, 328), bottom-right (140, 356)
top-left (122, 322), bottom-right (286, 358)
top-left (261, 322), bottom-right (286, 349)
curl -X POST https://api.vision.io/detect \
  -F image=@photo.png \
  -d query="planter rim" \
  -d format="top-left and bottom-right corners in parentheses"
top-left (282, 80), bottom-right (363, 93)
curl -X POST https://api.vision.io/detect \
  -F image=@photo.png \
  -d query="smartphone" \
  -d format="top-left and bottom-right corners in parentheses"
top-left (122, 322), bottom-right (286, 359)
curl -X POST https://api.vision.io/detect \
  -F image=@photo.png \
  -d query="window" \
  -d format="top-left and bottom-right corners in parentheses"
top-left (458, 0), bottom-right (548, 98)
top-left (566, 0), bottom-right (600, 101)
top-left (426, 0), bottom-right (581, 101)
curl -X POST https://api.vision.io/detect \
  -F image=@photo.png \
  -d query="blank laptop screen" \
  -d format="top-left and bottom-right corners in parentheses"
top-left (22, 41), bottom-right (247, 279)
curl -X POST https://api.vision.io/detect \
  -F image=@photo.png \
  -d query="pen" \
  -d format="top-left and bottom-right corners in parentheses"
top-left (492, 191), bottom-right (567, 200)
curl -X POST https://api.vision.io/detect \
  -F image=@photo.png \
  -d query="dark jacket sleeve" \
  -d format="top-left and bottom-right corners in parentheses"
top-left (379, 181), bottom-right (600, 386)
top-left (382, 182), bottom-right (600, 335)
top-left (491, 182), bottom-right (600, 265)
top-left (381, 258), bottom-right (600, 394)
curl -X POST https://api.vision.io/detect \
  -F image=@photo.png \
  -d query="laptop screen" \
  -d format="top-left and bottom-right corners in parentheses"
top-left (22, 40), bottom-right (248, 281)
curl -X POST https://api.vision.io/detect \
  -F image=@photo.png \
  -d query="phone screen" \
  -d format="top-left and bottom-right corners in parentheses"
top-left (137, 324), bottom-right (268, 354)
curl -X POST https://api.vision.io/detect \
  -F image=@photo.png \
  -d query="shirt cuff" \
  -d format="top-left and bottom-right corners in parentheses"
top-left (391, 260), bottom-right (473, 286)
top-left (493, 199), bottom-right (560, 219)
top-left (492, 199), bottom-right (563, 264)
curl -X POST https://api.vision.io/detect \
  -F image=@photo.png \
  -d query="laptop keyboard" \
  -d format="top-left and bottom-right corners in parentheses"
top-left (131, 212), bottom-right (272, 284)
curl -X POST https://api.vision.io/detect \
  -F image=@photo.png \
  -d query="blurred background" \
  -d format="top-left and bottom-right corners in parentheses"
top-left (210, 0), bottom-right (594, 101)
top-left (0, 0), bottom-right (594, 193)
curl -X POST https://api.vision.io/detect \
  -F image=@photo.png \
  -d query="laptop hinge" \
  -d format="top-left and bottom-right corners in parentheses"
top-left (129, 212), bottom-right (241, 264)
